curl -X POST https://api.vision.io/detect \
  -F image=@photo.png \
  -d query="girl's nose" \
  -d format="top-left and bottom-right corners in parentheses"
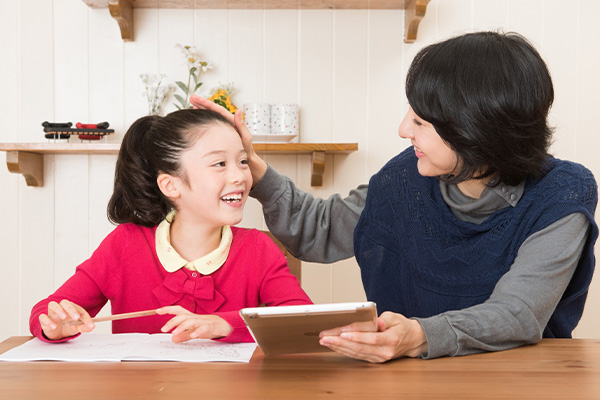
top-left (228, 165), bottom-right (246, 184)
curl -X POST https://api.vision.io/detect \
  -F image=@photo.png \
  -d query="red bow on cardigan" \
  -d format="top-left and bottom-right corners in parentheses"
top-left (153, 269), bottom-right (226, 314)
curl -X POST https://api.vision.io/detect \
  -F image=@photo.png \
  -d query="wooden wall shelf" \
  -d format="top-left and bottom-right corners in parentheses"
top-left (82, 0), bottom-right (430, 43)
top-left (0, 142), bottom-right (358, 188)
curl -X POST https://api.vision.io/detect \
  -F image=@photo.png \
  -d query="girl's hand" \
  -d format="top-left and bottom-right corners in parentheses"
top-left (39, 300), bottom-right (95, 341)
top-left (318, 311), bottom-right (428, 363)
top-left (189, 95), bottom-right (268, 185)
top-left (157, 305), bottom-right (233, 343)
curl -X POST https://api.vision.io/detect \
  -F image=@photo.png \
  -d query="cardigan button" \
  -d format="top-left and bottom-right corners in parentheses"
top-left (192, 272), bottom-right (198, 278)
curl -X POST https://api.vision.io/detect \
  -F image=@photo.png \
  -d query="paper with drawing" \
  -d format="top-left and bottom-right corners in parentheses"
top-left (0, 333), bottom-right (257, 363)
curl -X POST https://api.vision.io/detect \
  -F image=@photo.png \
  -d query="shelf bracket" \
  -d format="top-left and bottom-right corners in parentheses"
top-left (108, 0), bottom-right (134, 42)
top-left (6, 151), bottom-right (44, 187)
top-left (311, 151), bottom-right (326, 187)
top-left (404, 0), bottom-right (430, 43)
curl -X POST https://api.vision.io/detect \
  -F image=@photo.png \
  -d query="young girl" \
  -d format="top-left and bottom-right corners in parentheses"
top-left (30, 109), bottom-right (312, 343)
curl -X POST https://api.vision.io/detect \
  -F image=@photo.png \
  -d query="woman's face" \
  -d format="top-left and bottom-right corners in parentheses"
top-left (398, 106), bottom-right (458, 177)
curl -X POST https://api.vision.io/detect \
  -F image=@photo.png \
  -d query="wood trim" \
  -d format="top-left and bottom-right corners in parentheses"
top-left (0, 142), bottom-right (357, 188)
top-left (82, 0), bottom-right (429, 43)
top-left (84, 1), bottom-right (412, 9)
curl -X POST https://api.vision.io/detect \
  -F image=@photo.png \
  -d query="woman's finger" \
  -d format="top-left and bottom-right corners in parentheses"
top-left (320, 335), bottom-right (390, 363)
top-left (190, 95), bottom-right (235, 123)
top-left (233, 110), bottom-right (254, 150)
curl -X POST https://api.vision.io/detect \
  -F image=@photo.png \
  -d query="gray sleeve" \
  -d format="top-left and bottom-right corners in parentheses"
top-left (416, 212), bottom-right (590, 359)
top-left (250, 164), bottom-right (368, 263)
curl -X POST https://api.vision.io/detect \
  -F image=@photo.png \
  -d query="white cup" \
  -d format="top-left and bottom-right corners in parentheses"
top-left (243, 104), bottom-right (271, 135)
top-left (271, 104), bottom-right (299, 136)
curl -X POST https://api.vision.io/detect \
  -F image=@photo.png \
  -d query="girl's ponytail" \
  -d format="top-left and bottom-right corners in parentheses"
top-left (107, 116), bottom-right (171, 227)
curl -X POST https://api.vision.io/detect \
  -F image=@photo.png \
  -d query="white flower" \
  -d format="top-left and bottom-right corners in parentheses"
top-left (140, 73), bottom-right (174, 116)
top-left (200, 62), bottom-right (213, 72)
top-left (173, 43), bottom-right (214, 109)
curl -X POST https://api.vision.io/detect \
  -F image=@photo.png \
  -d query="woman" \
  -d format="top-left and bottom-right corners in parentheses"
top-left (192, 31), bottom-right (598, 362)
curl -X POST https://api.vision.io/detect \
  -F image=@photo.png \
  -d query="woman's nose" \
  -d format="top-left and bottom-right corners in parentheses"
top-left (398, 114), bottom-right (413, 139)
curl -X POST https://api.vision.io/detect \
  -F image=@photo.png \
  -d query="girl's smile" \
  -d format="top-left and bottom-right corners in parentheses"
top-left (220, 191), bottom-right (244, 207)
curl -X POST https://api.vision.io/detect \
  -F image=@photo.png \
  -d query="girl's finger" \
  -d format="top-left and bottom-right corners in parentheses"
top-left (157, 305), bottom-right (188, 316)
top-left (171, 329), bottom-right (192, 343)
top-left (59, 300), bottom-right (80, 321)
top-left (47, 301), bottom-right (67, 320)
top-left (160, 314), bottom-right (191, 333)
top-left (39, 314), bottom-right (57, 331)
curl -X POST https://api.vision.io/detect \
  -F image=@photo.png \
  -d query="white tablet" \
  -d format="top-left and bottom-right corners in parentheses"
top-left (239, 302), bottom-right (377, 355)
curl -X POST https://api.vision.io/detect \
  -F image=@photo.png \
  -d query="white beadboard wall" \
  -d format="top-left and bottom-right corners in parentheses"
top-left (1, 0), bottom-right (599, 341)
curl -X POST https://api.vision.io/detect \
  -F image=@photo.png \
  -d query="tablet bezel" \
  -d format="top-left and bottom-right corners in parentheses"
top-left (240, 301), bottom-right (377, 355)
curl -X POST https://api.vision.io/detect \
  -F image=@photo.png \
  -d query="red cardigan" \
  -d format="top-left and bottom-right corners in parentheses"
top-left (30, 224), bottom-right (312, 343)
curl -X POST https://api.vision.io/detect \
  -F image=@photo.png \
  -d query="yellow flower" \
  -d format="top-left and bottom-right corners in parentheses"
top-left (208, 86), bottom-right (237, 113)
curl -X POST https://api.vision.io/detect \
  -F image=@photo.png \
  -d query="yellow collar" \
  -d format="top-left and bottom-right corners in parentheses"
top-left (155, 210), bottom-right (233, 275)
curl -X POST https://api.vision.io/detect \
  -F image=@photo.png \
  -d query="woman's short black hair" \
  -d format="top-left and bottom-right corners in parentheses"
top-left (406, 31), bottom-right (554, 186)
top-left (107, 108), bottom-right (233, 227)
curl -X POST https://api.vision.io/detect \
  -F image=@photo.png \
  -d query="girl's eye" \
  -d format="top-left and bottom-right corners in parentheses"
top-left (240, 159), bottom-right (249, 165)
top-left (214, 161), bottom-right (226, 167)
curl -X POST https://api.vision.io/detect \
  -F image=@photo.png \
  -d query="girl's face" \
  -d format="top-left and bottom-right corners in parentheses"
top-left (398, 106), bottom-right (458, 177)
top-left (176, 123), bottom-right (252, 229)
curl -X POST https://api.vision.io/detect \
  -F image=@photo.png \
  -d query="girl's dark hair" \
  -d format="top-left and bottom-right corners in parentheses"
top-left (107, 109), bottom-right (232, 227)
top-left (406, 31), bottom-right (554, 186)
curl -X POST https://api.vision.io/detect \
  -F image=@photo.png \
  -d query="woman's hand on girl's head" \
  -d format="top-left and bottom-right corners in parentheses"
top-left (318, 311), bottom-right (428, 363)
top-left (39, 300), bottom-right (95, 341)
top-left (189, 94), bottom-right (252, 153)
top-left (189, 95), bottom-right (268, 185)
top-left (190, 94), bottom-right (235, 123)
top-left (157, 305), bottom-right (233, 343)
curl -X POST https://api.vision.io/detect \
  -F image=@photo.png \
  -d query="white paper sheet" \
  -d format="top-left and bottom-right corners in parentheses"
top-left (0, 334), bottom-right (257, 363)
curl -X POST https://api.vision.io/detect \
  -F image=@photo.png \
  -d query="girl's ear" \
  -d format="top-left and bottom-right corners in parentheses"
top-left (157, 173), bottom-right (181, 200)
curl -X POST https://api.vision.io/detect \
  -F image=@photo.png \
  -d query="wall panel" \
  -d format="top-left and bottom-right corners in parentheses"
top-left (1, 0), bottom-right (599, 342)
top-left (573, 0), bottom-right (600, 338)
top-left (16, 0), bottom-right (56, 336)
top-left (0, 0), bottom-right (21, 342)
top-left (298, 10), bottom-right (333, 144)
top-left (89, 3), bottom-right (125, 136)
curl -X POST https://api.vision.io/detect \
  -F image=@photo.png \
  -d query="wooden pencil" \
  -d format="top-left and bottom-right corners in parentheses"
top-left (63, 309), bottom-right (157, 326)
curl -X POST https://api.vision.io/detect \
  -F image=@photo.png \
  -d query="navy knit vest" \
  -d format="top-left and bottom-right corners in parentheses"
top-left (354, 147), bottom-right (598, 338)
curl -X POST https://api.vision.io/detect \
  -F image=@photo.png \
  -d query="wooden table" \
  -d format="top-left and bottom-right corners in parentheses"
top-left (1, 337), bottom-right (599, 399)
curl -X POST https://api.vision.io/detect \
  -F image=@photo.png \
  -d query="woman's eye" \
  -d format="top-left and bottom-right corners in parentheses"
top-left (413, 118), bottom-right (423, 127)
top-left (214, 161), bottom-right (226, 167)
top-left (240, 159), bottom-right (249, 165)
